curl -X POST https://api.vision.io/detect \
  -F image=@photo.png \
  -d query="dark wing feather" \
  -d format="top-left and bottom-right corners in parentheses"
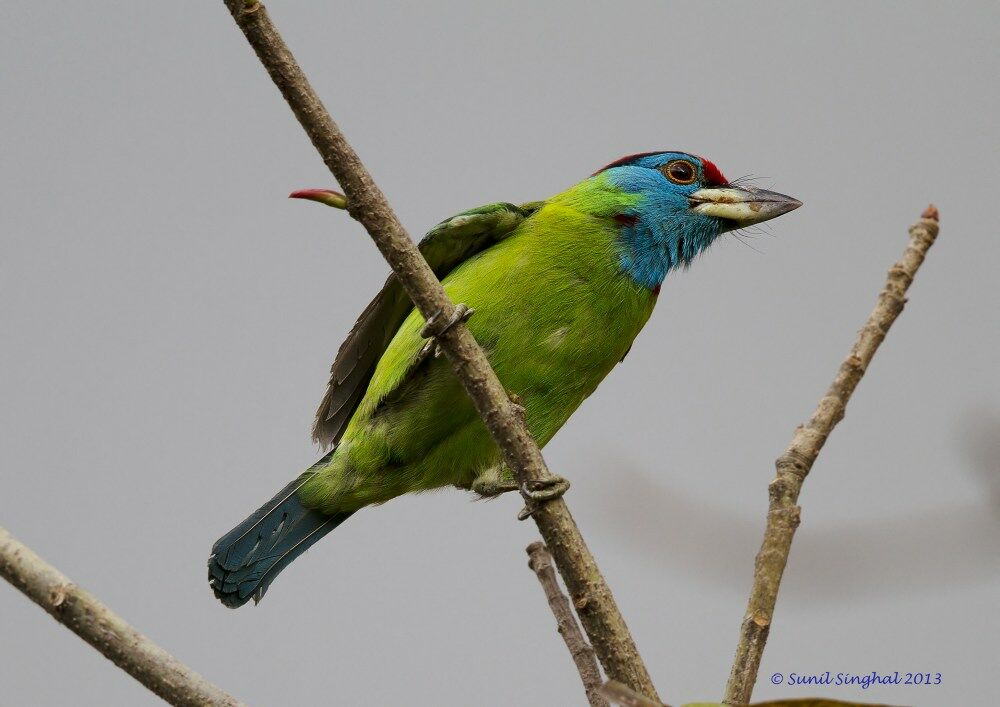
top-left (312, 201), bottom-right (542, 446)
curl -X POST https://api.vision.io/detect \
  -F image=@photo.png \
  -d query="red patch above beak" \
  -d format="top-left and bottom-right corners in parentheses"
top-left (698, 157), bottom-right (728, 187)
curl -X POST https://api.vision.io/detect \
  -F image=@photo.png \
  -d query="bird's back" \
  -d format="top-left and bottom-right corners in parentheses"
top-left (298, 197), bottom-right (657, 514)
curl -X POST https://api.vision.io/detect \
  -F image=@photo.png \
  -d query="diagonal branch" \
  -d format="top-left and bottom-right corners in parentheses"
top-left (526, 542), bottom-right (609, 707)
top-left (0, 526), bottom-right (245, 707)
top-left (222, 1), bottom-right (660, 701)
top-left (722, 206), bottom-right (941, 705)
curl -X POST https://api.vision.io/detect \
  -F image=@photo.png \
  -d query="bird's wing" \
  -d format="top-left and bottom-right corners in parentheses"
top-left (312, 201), bottom-right (542, 446)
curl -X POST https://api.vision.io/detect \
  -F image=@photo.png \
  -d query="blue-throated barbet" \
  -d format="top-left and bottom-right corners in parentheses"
top-left (208, 151), bottom-right (801, 607)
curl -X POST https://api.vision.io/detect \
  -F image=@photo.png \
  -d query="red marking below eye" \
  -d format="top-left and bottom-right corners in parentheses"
top-left (652, 284), bottom-right (661, 296)
top-left (699, 157), bottom-right (728, 186)
top-left (614, 213), bottom-right (639, 226)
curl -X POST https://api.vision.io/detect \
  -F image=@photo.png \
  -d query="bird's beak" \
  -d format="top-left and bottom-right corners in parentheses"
top-left (689, 186), bottom-right (802, 230)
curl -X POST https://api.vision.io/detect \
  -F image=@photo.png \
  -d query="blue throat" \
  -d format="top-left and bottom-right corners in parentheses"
top-left (605, 165), bottom-right (724, 290)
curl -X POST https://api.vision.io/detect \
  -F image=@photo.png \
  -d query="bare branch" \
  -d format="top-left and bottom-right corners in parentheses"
top-left (722, 206), bottom-right (941, 705)
top-left (222, 1), bottom-right (659, 700)
top-left (526, 542), bottom-right (608, 707)
top-left (0, 526), bottom-right (245, 707)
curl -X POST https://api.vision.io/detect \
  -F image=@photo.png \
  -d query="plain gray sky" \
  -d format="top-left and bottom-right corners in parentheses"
top-left (2, 1), bottom-right (998, 705)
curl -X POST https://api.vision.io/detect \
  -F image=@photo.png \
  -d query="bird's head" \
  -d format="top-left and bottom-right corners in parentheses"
top-left (589, 151), bottom-right (801, 289)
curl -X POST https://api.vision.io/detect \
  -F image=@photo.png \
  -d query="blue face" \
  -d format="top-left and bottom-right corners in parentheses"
top-left (601, 151), bottom-right (730, 290)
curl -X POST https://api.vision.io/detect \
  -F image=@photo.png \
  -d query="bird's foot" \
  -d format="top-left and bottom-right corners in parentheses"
top-left (420, 303), bottom-right (474, 339)
top-left (471, 477), bottom-right (520, 498)
top-left (507, 390), bottom-right (526, 421)
top-left (517, 475), bottom-right (570, 521)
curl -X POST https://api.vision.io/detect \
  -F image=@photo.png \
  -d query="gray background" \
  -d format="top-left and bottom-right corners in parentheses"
top-left (2, 2), bottom-right (997, 705)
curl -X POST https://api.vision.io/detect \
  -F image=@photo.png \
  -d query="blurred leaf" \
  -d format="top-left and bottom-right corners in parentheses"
top-left (681, 700), bottom-right (907, 707)
top-left (750, 700), bottom-right (907, 707)
top-left (600, 680), bottom-right (665, 706)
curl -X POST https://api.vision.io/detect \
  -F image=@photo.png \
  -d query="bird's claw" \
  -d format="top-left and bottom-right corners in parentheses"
top-left (517, 475), bottom-right (570, 521)
top-left (420, 303), bottom-right (474, 339)
top-left (507, 391), bottom-right (527, 421)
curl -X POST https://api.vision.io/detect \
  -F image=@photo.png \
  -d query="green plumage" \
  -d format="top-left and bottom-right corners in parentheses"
top-left (210, 150), bottom-right (800, 607)
top-left (300, 175), bottom-right (652, 513)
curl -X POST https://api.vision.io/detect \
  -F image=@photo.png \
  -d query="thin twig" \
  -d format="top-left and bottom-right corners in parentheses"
top-left (0, 526), bottom-right (245, 707)
top-left (526, 542), bottom-right (609, 707)
top-left (722, 206), bottom-right (941, 705)
top-left (222, 1), bottom-right (659, 701)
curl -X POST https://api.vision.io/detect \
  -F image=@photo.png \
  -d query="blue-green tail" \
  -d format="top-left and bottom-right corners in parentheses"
top-left (208, 462), bottom-right (351, 608)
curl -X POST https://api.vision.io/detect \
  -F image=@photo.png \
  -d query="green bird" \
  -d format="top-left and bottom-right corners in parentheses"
top-left (208, 151), bottom-right (801, 607)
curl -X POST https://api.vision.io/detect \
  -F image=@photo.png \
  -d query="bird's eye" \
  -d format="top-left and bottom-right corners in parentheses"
top-left (662, 160), bottom-right (697, 185)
